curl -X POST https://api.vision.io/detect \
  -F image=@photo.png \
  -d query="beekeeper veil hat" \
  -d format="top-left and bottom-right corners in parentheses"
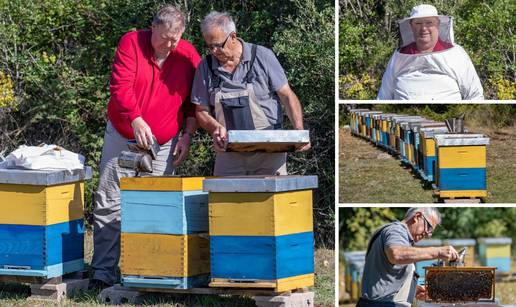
top-left (398, 4), bottom-right (454, 47)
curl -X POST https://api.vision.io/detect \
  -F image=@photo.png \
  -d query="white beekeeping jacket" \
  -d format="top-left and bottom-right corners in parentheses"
top-left (377, 15), bottom-right (484, 100)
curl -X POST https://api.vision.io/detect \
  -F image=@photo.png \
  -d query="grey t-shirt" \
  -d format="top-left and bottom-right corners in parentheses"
top-left (361, 221), bottom-right (415, 302)
top-left (191, 39), bottom-right (288, 127)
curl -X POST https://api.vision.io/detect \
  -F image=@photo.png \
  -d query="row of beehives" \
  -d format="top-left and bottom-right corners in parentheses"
top-left (0, 170), bottom-right (317, 293)
top-left (341, 237), bottom-right (512, 302)
top-left (348, 109), bottom-right (490, 200)
top-left (119, 175), bottom-right (318, 292)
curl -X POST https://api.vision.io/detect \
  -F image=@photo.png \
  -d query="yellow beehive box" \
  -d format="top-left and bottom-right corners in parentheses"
top-left (0, 182), bottom-right (84, 226)
top-left (121, 232), bottom-right (209, 277)
top-left (209, 190), bottom-right (313, 236)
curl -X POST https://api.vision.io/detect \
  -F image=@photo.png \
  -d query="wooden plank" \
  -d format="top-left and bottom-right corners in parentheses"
top-left (209, 274), bottom-right (314, 292)
top-left (209, 191), bottom-right (312, 236)
top-left (121, 233), bottom-right (209, 277)
top-left (437, 189), bottom-right (487, 198)
top-left (120, 177), bottom-right (205, 191)
top-left (122, 274), bottom-right (209, 289)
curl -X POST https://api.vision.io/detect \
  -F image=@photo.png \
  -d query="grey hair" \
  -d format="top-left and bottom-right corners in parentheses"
top-left (200, 11), bottom-right (236, 35)
top-left (152, 5), bottom-right (185, 31)
top-left (404, 207), bottom-right (442, 225)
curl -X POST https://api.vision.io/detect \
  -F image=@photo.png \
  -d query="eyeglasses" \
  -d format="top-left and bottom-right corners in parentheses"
top-left (421, 214), bottom-right (434, 235)
top-left (206, 33), bottom-right (232, 51)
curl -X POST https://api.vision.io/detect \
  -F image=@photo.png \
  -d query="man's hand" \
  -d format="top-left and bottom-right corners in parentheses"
top-left (212, 125), bottom-right (227, 152)
top-left (131, 117), bottom-right (153, 149)
top-left (437, 246), bottom-right (459, 261)
top-left (172, 133), bottom-right (192, 166)
top-left (296, 141), bottom-right (311, 152)
top-left (415, 285), bottom-right (427, 300)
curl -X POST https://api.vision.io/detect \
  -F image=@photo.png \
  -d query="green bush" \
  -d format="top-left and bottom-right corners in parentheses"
top-left (0, 0), bottom-right (335, 245)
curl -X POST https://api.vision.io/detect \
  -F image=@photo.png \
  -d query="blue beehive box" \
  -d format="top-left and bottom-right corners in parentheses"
top-left (120, 177), bottom-right (208, 234)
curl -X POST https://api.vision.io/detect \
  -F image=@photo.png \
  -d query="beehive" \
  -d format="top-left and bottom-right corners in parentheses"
top-left (415, 239), bottom-right (442, 283)
top-left (477, 238), bottom-right (512, 273)
top-left (357, 111), bottom-right (381, 140)
top-left (442, 238), bottom-right (476, 266)
top-left (391, 116), bottom-right (423, 154)
top-left (120, 177), bottom-right (209, 289)
top-left (408, 121), bottom-right (438, 169)
top-left (0, 168), bottom-right (90, 278)
top-left (379, 114), bottom-right (397, 148)
top-left (413, 123), bottom-right (447, 177)
top-left (206, 176), bottom-right (317, 292)
top-left (424, 266), bottom-right (496, 303)
top-left (371, 113), bottom-right (384, 143)
top-left (385, 115), bottom-right (409, 151)
top-left (434, 134), bottom-right (489, 199)
top-left (342, 251), bottom-right (366, 294)
top-left (350, 260), bottom-right (365, 301)
top-left (399, 118), bottom-right (427, 164)
top-left (349, 109), bottom-right (369, 136)
top-left (418, 126), bottom-right (449, 182)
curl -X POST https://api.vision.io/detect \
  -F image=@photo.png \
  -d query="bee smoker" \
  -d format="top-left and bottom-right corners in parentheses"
top-left (436, 247), bottom-right (467, 267)
top-left (118, 136), bottom-right (160, 175)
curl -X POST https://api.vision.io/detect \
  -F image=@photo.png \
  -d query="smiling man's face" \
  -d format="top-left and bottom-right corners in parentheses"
top-left (410, 17), bottom-right (440, 52)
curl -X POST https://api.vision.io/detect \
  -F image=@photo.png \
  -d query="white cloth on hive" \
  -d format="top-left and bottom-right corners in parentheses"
top-left (0, 144), bottom-right (85, 171)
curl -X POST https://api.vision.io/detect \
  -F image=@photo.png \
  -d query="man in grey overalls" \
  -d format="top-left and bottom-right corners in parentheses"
top-left (357, 208), bottom-right (459, 306)
top-left (191, 11), bottom-right (310, 176)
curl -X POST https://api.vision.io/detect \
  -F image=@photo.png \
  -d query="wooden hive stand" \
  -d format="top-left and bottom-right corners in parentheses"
top-left (98, 284), bottom-right (314, 306)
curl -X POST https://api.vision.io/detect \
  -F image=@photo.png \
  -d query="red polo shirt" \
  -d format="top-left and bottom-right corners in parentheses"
top-left (400, 38), bottom-right (453, 54)
top-left (108, 30), bottom-right (201, 145)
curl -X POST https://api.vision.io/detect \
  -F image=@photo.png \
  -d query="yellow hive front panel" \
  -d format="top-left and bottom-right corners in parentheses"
top-left (382, 120), bottom-right (388, 132)
top-left (438, 146), bottom-right (486, 168)
top-left (120, 177), bottom-right (205, 191)
top-left (0, 182), bottom-right (84, 225)
top-left (209, 190), bottom-right (313, 236)
top-left (407, 146), bottom-right (413, 163)
top-left (485, 245), bottom-right (511, 258)
top-left (121, 233), bottom-right (209, 277)
top-left (438, 190), bottom-right (487, 198)
top-left (423, 138), bottom-right (436, 156)
top-left (276, 273), bottom-right (315, 292)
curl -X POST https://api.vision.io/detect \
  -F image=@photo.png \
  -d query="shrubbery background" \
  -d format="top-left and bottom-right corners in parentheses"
top-left (340, 208), bottom-right (516, 251)
top-left (0, 0), bottom-right (335, 245)
top-left (339, 0), bottom-right (515, 99)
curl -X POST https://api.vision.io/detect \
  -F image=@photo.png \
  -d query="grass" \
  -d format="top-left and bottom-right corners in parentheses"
top-left (0, 231), bottom-right (335, 306)
top-left (339, 124), bottom-right (516, 203)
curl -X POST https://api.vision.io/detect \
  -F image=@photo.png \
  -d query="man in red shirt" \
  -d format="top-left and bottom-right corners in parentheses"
top-left (89, 5), bottom-right (201, 290)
